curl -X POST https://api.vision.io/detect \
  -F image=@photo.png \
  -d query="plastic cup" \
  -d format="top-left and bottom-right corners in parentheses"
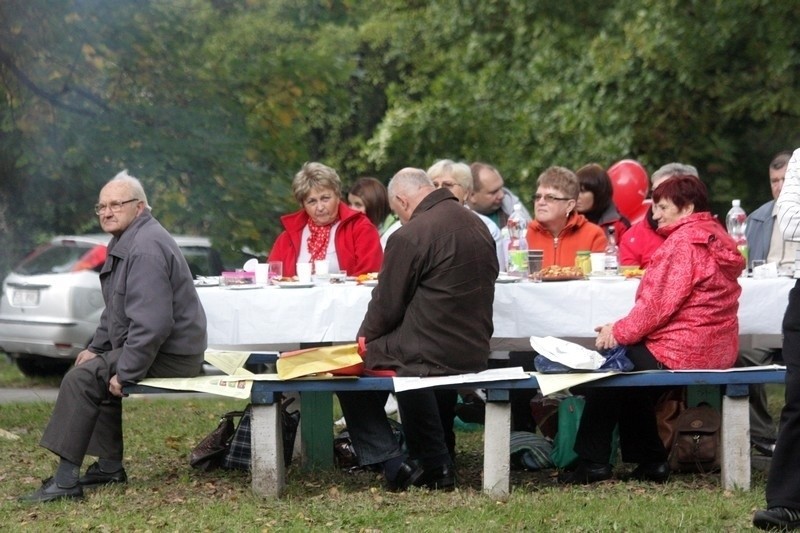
top-left (296, 262), bottom-right (312, 283)
top-left (590, 253), bottom-right (606, 274)
top-left (314, 259), bottom-right (330, 279)
top-left (254, 263), bottom-right (269, 285)
top-left (268, 261), bottom-right (283, 284)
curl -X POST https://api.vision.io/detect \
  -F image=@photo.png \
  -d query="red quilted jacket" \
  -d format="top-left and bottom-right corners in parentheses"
top-left (612, 212), bottom-right (744, 369)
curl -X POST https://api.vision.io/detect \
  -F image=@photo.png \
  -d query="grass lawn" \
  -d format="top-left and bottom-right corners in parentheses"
top-left (0, 355), bottom-right (784, 531)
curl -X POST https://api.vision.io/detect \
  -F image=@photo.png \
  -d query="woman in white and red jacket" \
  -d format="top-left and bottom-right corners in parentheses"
top-left (561, 174), bottom-right (744, 486)
top-left (268, 162), bottom-right (382, 277)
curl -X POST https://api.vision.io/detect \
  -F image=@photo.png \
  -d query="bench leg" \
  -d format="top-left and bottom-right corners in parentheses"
top-left (721, 395), bottom-right (750, 490)
top-left (250, 404), bottom-right (285, 498)
top-left (483, 401), bottom-right (510, 500)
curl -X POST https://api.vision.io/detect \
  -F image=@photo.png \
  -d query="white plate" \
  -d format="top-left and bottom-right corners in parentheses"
top-left (194, 277), bottom-right (220, 287)
top-left (359, 280), bottom-right (379, 287)
top-left (275, 281), bottom-right (316, 289)
top-left (223, 284), bottom-right (265, 290)
top-left (496, 275), bottom-right (521, 283)
top-left (588, 275), bottom-right (626, 282)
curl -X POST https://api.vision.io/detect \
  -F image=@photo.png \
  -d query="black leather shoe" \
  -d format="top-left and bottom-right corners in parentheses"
top-left (385, 461), bottom-right (424, 492)
top-left (413, 463), bottom-right (456, 491)
top-left (622, 461), bottom-right (670, 483)
top-left (18, 477), bottom-right (84, 503)
top-left (752, 437), bottom-right (777, 458)
top-left (79, 462), bottom-right (128, 487)
top-left (558, 460), bottom-right (613, 485)
top-left (753, 507), bottom-right (800, 530)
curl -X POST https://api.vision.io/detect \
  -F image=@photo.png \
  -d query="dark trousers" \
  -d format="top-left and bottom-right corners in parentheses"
top-left (337, 388), bottom-right (457, 468)
top-left (573, 343), bottom-right (668, 465)
top-left (396, 389), bottom-right (457, 467)
top-left (39, 348), bottom-right (203, 465)
top-left (766, 280), bottom-right (800, 509)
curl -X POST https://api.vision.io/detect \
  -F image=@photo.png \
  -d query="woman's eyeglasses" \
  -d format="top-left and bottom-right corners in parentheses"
top-left (533, 194), bottom-right (571, 203)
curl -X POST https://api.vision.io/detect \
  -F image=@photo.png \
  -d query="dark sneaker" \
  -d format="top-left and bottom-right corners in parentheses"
top-left (19, 477), bottom-right (84, 503)
top-left (79, 462), bottom-right (128, 487)
top-left (752, 437), bottom-right (777, 457)
top-left (753, 507), bottom-right (800, 530)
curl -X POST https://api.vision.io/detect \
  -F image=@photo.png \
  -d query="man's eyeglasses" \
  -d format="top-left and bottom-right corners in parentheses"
top-left (533, 194), bottom-right (571, 203)
top-left (94, 198), bottom-right (139, 215)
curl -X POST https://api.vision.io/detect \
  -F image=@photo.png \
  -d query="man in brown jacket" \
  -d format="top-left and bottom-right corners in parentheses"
top-left (338, 167), bottom-right (498, 491)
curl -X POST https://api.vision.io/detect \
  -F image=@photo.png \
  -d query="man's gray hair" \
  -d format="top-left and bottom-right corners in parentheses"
top-left (387, 167), bottom-right (434, 197)
top-left (651, 162), bottom-right (699, 184)
top-left (111, 170), bottom-right (151, 210)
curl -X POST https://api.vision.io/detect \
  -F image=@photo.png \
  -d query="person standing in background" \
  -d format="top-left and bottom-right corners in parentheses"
top-left (754, 148), bottom-right (800, 530)
top-left (739, 150), bottom-right (793, 459)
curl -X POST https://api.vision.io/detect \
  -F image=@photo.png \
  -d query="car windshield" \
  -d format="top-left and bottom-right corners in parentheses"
top-left (180, 245), bottom-right (222, 277)
top-left (15, 242), bottom-right (102, 275)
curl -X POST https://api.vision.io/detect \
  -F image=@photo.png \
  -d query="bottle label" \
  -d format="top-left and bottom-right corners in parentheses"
top-left (507, 250), bottom-right (529, 277)
top-left (604, 255), bottom-right (619, 274)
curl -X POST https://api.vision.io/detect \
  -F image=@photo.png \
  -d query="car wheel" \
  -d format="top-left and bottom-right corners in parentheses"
top-left (13, 354), bottom-right (73, 377)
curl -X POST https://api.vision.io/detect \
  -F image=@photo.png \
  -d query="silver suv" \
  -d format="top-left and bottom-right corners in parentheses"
top-left (0, 234), bottom-right (223, 376)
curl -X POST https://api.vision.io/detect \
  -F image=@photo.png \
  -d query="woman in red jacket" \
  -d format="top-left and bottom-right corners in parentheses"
top-left (268, 162), bottom-right (383, 277)
top-left (560, 175), bottom-right (744, 485)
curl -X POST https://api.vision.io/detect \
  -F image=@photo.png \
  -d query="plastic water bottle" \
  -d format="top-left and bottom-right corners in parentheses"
top-left (506, 204), bottom-right (529, 278)
top-left (604, 227), bottom-right (619, 275)
top-left (726, 199), bottom-right (748, 275)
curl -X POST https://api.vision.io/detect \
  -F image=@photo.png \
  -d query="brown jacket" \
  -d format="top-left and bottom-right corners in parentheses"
top-left (358, 189), bottom-right (498, 377)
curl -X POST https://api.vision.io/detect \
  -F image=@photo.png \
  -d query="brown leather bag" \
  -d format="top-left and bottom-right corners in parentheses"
top-left (668, 403), bottom-right (721, 473)
top-left (654, 388), bottom-right (686, 450)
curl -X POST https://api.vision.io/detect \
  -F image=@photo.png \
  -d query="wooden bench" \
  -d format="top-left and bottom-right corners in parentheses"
top-left (125, 364), bottom-right (786, 499)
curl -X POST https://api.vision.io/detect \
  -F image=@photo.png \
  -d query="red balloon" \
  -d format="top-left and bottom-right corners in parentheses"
top-left (608, 159), bottom-right (649, 220)
top-left (627, 200), bottom-right (652, 225)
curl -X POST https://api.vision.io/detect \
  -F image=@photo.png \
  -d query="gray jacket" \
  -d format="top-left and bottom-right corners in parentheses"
top-left (90, 211), bottom-right (207, 384)
top-left (745, 200), bottom-right (775, 263)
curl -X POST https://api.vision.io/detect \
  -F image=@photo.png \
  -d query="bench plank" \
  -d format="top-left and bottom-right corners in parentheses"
top-left (125, 367), bottom-right (786, 498)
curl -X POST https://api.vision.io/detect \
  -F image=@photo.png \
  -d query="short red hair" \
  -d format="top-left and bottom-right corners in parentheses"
top-left (652, 175), bottom-right (710, 213)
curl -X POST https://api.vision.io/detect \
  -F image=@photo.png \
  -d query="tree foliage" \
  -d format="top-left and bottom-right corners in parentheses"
top-left (1, 0), bottom-right (799, 276)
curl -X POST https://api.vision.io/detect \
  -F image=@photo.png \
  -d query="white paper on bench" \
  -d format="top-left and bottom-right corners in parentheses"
top-left (135, 375), bottom-right (253, 399)
top-left (533, 371), bottom-right (617, 396)
top-left (392, 366), bottom-right (529, 393)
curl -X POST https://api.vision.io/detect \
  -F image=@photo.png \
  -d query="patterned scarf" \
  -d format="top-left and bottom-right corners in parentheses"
top-left (307, 218), bottom-right (336, 261)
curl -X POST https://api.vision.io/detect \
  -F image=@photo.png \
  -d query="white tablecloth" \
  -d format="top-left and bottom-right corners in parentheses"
top-left (197, 277), bottom-right (793, 347)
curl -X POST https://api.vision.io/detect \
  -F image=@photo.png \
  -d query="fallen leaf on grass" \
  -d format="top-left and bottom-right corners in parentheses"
top-left (0, 429), bottom-right (21, 441)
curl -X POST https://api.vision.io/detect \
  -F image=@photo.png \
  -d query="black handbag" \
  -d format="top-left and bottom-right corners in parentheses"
top-left (189, 410), bottom-right (245, 471)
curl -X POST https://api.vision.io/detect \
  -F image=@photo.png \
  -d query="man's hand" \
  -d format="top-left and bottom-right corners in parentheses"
top-left (75, 349), bottom-right (98, 366)
top-left (109, 374), bottom-right (125, 398)
top-left (594, 323), bottom-right (619, 351)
